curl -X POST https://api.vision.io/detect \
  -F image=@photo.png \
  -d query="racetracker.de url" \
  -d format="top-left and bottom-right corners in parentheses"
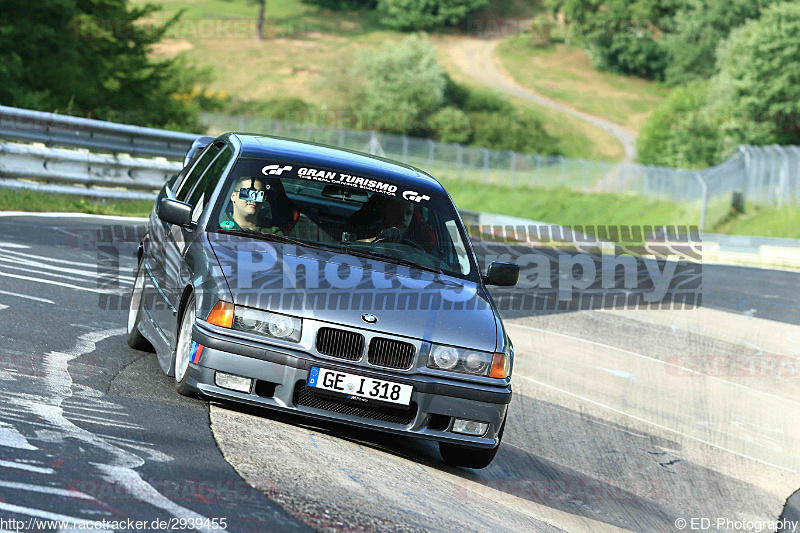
top-left (0, 516), bottom-right (228, 531)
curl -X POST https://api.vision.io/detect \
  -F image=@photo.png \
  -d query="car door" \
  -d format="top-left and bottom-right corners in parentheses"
top-left (147, 143), bottom-right (222, 345)
top-left (161, 142), bottom-right (234, 347)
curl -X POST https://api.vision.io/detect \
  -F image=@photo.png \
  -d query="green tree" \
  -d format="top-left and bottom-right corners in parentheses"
top-left (637, 83), bottom-right (721, 168)
top-left (353, 34), bottom-right (446, 133)
top-left (662, 0), bottom-right (779, 85)
top-left (545, 0), bottom-right (677, 79)
top-left (0, 0), bottom-right (203, 130)
top-left (706, 2), bottom-right (800, 147)
top-left (378, 0), bottom-right (489, 30)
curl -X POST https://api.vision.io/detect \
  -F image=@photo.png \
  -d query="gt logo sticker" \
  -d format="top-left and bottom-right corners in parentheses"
top-left (262, 165), bottom-right (293, 176)
top-left (402, 190), bottom-right (430, 203)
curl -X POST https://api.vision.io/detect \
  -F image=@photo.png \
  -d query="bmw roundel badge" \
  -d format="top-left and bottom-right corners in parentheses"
top-left (361, 314), bottom-right (378, 324)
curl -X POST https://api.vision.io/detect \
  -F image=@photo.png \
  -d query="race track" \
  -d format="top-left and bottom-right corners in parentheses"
top-left (0, 213), bottom-right (798, 533)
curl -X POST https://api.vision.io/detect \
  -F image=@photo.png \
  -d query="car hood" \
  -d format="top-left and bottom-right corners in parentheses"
top-left (209, 235), bottom-right (499, 352)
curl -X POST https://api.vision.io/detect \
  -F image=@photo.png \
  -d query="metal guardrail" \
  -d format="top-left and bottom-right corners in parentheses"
top-left (0, 105), bottom-right (799, 231)
top-left (0, 141), bottom-right (180, 192)
top-left (0, 105), bottom-right (198, 160)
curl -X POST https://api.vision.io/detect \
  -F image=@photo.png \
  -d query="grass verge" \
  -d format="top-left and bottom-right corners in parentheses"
top-left (440, 178), bottom-right (702, 230)
top-left (713, 205), bottom-right (800, 239)
top-left (3, 183), bottom-right (794, 240)
top-left (0, 189), bottom-right (153, 217)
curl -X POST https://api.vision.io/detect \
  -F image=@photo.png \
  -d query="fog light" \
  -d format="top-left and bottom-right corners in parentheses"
top-left (451, 418), bottom-right (489, 436)
top-left (215, 371), bottom-right (252, 393)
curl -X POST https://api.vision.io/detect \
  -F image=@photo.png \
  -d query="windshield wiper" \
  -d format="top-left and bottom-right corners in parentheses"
top-left (343, 246), bottom-right (445, 276)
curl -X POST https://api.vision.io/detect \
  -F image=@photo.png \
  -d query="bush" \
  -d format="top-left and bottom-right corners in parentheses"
top-left (353, 34), bottom-right (446, 134)
top-left (637, 83), bottom-right (721, 168)
top-left (378, 0), bottom-right (489, 30)
top-left (443, 77), bottom-right (514, 113)
top-left (471, 111), bottom-right (559, 154)
top-left (427, 107), bottom-right (471, 143)
top-left (707, 2), bottom-right (800, 147)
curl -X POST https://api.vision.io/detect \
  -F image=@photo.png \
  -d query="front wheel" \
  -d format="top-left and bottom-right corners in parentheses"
top-left (127, 262), bottom-right (154, 352)
top-left (173, 295), bottom-right (197, 397)
top-left (439, 417), bottom-right (505, 469)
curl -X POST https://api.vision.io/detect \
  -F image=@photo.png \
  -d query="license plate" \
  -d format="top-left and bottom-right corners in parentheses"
top-left (307, 367), bottom-right (413, 406)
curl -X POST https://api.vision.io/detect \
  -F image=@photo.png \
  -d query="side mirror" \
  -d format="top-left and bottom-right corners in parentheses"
top-left (483, 262), bottom-right (519, 287)
top-left (157, 198), bottom-right (194, 228)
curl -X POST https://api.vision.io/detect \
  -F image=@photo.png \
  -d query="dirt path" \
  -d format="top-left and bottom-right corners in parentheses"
top-left (440, 37), bottom-right (637, 164)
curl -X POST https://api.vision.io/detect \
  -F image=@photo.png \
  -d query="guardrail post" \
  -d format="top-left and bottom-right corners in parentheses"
top-left (559, 155), bottom-right (566, 184)
top-left (402, 136), bottom-right (409, 163)
top-left (427, 140), bottom-right (435, 167)
top-left (695, 172), bottom-right (708, 232)
top-left (482, 149), bottom-right (490, 183)
top-left (535, 154), bottom-right (542, 183)
top-left (509, 151), bottom-right (516, 185)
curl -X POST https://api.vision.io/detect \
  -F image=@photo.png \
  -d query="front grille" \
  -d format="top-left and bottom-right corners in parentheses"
top-left (316, 327), bottom-right (364, 361)
top-left (368, 337), bottom-right (416, 369)
top-left (293, 383), bottom-right (417, 425)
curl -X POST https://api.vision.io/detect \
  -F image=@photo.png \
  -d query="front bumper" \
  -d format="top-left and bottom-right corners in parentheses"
top-left (190, 322), bottom-right (511, 448)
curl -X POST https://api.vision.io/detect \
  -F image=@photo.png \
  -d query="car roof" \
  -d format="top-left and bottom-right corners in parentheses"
top-left (228, 133), bottom-right (448, 195)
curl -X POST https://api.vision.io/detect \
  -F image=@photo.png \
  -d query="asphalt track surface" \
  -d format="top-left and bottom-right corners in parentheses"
top-left (0, 213), bottom-right (798, 532)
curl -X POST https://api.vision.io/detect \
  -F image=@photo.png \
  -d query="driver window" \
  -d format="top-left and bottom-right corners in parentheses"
top-left (175, 144), bottom-right (221, 202)
top-left (187, 146), bottom-right (233, 222)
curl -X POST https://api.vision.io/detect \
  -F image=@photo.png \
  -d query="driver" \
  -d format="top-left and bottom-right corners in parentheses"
top-left (220, 177), bottom-right (285, 233)
top-left (359, 198), bottom-right (414, 243)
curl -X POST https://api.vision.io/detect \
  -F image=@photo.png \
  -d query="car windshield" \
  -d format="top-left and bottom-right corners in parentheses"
top-left (208, 158), bottom-right (476, 280)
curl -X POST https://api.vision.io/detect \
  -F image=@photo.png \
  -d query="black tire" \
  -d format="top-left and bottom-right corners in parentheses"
top-left (439, 417), bottom-right (505, 469)
top-left (173, 295), bottom-right (197, 397)
top-left (127, 262), bottom-right (155, 352)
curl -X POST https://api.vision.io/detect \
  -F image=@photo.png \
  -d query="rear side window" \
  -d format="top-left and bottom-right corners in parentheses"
top-left (188, 146), bottom-right (233, 222)
top-left (175, 144), bottom-right (221, 202)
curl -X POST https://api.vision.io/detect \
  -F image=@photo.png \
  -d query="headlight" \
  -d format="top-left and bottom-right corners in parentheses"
top-left (233, 308), bottom-right (302, 342)
top-left (428, 344), bottom-right (493, 376)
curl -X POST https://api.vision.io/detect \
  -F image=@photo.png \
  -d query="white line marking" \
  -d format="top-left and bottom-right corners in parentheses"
top-left (0, 247), bottom-right (101, 269)
top-left (31, 328), bottom-right (227, 533)
top-left (0, 421), bottom-right (36, 450)
top-left (517, 375), bottom-right (798, 472)
top-left (0, 459), bottom-right (55, 474)
top-left (595, 367), bottom-right (635, 379)
top-left (0, 290), bottom-right (55, 304)
top-left (0, 502), bottom-right (110, 528)
top-left (0, 241), bottom-right (30, 249)
top-left (64, 405), bottom-right (129, 416)
top-left (65, 416), bottom-right (143, 431)
top-left (0, 261), bottom-right (133, 287)
top-left (0, 480), bottom-right (95, 500)
top-left (0, 304), bottom-right (7, 312)
top-left (508, 322), bottom-right (800, 405)
top-left (0, 272), bottom-right (121, 294)
top-left (0, 211), bottom-right (148, 222)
